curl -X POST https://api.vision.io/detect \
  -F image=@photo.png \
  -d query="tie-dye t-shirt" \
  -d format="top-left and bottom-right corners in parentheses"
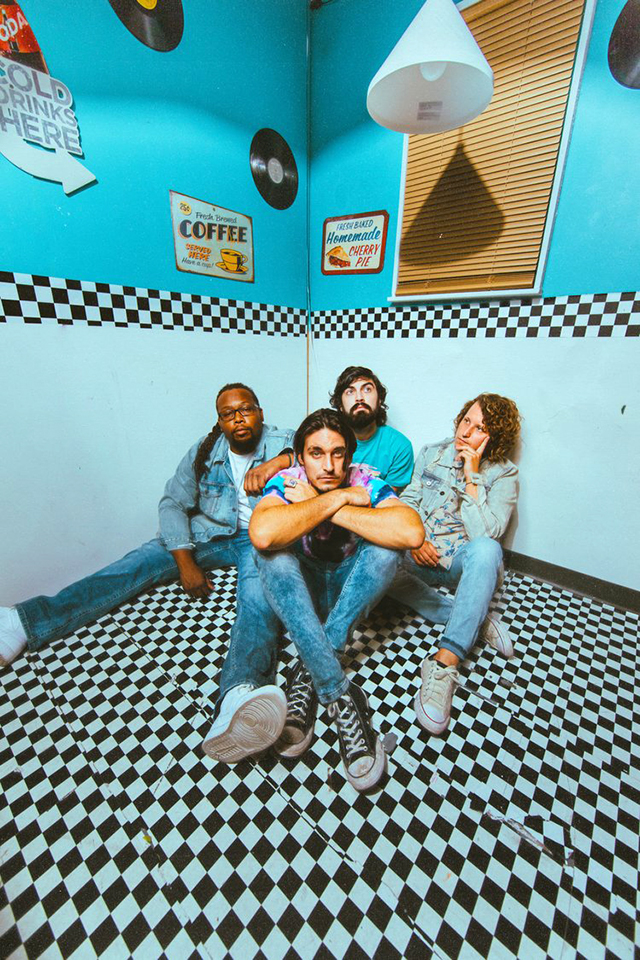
top-left (262, 463), bottom-right (397, 562)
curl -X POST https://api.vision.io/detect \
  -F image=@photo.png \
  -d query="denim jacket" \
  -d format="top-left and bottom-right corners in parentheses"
top-left (158, 424), bottom-right (294, 550)
top-left (400, 438), bottom-right (518, 541)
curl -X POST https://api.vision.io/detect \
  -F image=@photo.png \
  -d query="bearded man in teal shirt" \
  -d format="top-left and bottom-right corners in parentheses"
top-left (329, 366), bottom-right (414, 491)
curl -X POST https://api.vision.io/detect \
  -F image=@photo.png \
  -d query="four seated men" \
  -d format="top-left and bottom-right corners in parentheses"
top-left (1, 373), bottom-right (521, 792)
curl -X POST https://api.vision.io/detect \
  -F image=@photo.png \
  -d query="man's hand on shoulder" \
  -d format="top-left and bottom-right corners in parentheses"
top-left (411, 539), bottom-right (440, 568)
top-left (245, 452), bottom-right (291, 496)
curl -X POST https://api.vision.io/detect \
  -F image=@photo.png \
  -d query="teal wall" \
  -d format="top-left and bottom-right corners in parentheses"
top-left (5, 1), bottom-right (640, 311)
top-left (3, 0), bottom-right (309, 307)
top-left (309, 0), bottom-right (640, 311)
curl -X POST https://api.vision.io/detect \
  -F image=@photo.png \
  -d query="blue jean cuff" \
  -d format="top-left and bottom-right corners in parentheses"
top-left (318, 675), bottom-right (350, 707)
top-left (438, 636), bottom-right (467, 660)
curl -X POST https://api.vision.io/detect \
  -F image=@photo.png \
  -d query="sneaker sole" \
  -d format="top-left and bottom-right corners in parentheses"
top-left (274, 724), bottom-right (315, 758)
top-left (346, 738), bottom-right (387, 792)
top-left (202, 689), bottom-right (287, 763)
top-left (484, 635), bottom-right (515, 658)
top-left (481, 621), bottom-right (515, 659)
top-left (414, 692), bottom-right (450, 735)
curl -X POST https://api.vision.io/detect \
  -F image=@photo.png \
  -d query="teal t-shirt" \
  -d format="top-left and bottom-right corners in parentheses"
top-left (354, 425), bottom-right (414, 489)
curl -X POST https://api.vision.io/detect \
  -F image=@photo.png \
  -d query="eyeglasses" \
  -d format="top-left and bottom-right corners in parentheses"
top-left (218, 403), bottom-right (259, 423)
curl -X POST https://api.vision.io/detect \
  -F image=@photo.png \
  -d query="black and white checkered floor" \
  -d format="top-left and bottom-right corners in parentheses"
top-left (1, 571), bottom-right (638, 959)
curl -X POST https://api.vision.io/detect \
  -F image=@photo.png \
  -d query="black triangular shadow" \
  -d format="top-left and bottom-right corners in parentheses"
top-left (400, 141), bottom-right (504, 267)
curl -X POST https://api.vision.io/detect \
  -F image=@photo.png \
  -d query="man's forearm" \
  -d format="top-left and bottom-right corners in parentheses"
top-left (170, 548), bottom-right (199, 573)
top-left (331, 504), bottom-right (424, 549)
top-left (250, 489), bottom-right (350, 551)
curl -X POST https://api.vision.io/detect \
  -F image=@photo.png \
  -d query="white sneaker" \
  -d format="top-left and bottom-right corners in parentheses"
top-left (201, 684), bottom-right (286, 763)
top-left (0, 607), bottom-right (28, 669)
top-left (480, 614), bottom-right (515, 658)
top-left (415, 659), bottom-right (459, 735)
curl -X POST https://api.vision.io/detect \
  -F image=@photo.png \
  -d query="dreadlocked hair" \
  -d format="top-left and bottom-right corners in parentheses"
top-left (193, 383), bottom-right (260, 484)
top-left (454, 393), bottom-right (521, 463)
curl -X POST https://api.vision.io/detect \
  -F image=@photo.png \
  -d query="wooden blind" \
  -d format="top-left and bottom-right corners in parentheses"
top-left (396, 0), bottom-right (586, 297)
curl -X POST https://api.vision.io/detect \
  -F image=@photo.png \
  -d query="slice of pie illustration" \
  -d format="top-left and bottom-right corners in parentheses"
top-left (326, 245), bottom-right (351, 268)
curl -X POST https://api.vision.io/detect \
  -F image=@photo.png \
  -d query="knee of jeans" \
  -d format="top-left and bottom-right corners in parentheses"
top-left (255, 548), bottom-right (300, 578)
top-left (137, 539), bottom-right (165, 559)
top-left (362, 543), bottom-right (399, 575)
top-left (466, 537), bottom-right (502, 570)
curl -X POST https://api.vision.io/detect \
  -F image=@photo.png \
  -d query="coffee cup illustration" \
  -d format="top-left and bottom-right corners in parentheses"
top-left (219, 248), bottom-right (248, 272)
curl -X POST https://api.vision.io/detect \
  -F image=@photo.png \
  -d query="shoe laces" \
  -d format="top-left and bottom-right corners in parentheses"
top-left (423, 663), bottom-right (459, 709)
top-left (329, 696), bottom-right (369, 762)
top-left (287, 667), bottom-right (315, 721)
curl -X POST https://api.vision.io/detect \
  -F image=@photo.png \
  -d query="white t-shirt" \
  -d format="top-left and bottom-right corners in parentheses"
top-left (228, 450), bottom-right (255, 529)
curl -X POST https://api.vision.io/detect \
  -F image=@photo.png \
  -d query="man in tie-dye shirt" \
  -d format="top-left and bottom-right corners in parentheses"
top-left (202, 408), bottom-right (424, 794)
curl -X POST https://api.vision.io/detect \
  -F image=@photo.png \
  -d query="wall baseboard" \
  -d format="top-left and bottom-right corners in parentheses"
top-left (504, 550), bottom-right (640, 615)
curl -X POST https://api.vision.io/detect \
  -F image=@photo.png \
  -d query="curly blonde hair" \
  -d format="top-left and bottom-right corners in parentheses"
top-left (454, 393), bottom-right (521, 463)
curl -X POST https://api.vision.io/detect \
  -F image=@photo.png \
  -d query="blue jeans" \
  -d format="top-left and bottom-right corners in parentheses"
top-left (388, 537), bottom-right (503, 660)
top-left (253, 541), bottom-right (400, 705)
top-left (17, 533), bottom-right (281, 696)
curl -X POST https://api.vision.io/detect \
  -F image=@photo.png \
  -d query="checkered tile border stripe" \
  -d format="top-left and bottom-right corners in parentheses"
top-left (312, 291), bottom-right (640, 339)
top-left (0, 271), bottom-right (307, 337)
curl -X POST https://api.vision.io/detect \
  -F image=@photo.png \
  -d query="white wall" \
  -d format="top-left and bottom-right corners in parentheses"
top-left (309, 335), bottom-right (640, 592)
top-left (0, 322), bottom-right (306, 605)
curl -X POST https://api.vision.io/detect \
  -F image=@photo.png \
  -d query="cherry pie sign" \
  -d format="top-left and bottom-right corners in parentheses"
top-left (321, 210), bottom-right (388, 276)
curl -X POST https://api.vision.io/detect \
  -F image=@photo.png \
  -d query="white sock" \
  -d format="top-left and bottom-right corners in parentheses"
top-left (0, 607), bottom-right (28, 663)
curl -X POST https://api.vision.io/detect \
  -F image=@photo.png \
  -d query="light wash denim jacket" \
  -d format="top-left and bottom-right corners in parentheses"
top-left (158, 424), bottom-right (294, 550)
top-left (400, 438), bottom-right (518, 541)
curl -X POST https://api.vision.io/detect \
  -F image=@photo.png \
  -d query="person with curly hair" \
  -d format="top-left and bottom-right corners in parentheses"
top-left (329, 366), bottom-right (414, 491)
top-left (388, 393), bottom-right (522, 736)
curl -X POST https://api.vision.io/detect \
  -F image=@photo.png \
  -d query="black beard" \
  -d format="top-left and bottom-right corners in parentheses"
top-left (230, 430), bottom-right (260, 454)
top-left (347, 406), bottom-right (377, 429)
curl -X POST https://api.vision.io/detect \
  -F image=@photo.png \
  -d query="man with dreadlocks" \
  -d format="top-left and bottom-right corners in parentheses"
top-left (388, 393), bottom-right (522, 737)
top-left (0, 383), bottom-right (294, 675)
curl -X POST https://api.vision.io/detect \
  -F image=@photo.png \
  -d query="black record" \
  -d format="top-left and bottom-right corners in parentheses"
top-left (107, 0), bottom-right (184, 52)
top-left (250, 128), bottom-right (298, 210)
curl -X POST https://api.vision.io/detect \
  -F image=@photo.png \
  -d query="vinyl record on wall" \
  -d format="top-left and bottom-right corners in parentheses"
top-left (106, 0), bottom-right (184, 52)
top-left (609, 0), bottom-right (640, 88)
top-left (250, 128), bottom-right (299, 210)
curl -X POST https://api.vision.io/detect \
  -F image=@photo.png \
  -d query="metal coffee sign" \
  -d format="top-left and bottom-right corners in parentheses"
top-left (170, 191), bottom-right (254, 283)
top-left (322, 210), bottom-right (389, 275)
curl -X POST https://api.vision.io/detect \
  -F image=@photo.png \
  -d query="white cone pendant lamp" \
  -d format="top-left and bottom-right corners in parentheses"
top-left (367, 0), bottom-right (494, 134)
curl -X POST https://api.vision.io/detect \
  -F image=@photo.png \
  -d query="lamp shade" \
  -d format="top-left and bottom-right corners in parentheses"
top-left (367, 0), bottom-right (494, 134)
